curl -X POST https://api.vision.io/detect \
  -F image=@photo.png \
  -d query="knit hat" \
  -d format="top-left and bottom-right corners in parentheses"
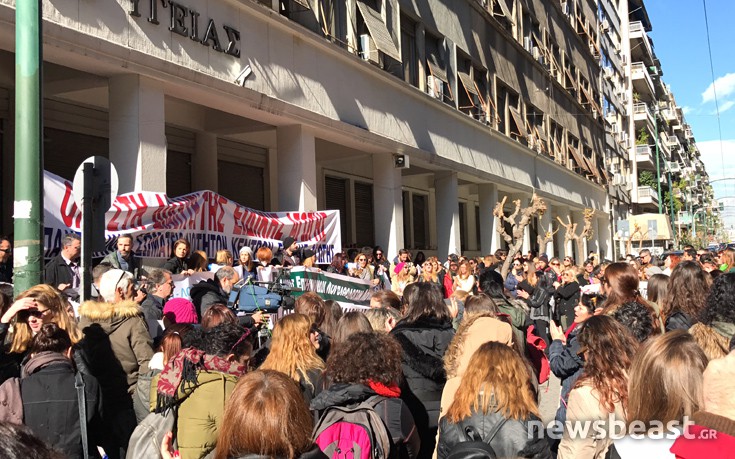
top-left (282, 236), bottom-right (296, 249)
top-left (239, 246), bottom-right (253, 257)
top-left (394, 262), bottom-right (406, 275)
top-left (538, 254), bottom-right (549, 263)
top-left (163, 298), bottom-right (198, 324)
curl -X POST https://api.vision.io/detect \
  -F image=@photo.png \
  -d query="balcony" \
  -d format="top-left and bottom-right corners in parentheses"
top-left (631, 62), bottom-right (656, 99)
top-left (635, 144), bottom-right (655, 169)
top-left (637, 186), bottom-right (660, 207)
top-left (633, 103), bottom-right (656, 132)
top-left (664, 134), bottom-right (682, 153)
top-left (657, 133), bottom-right (671, 160)
top-left (661, 107), bottom-right (677, 123)
top-left (685, 126), bottom-right (694, 139)
top-left (629, 21), bottom-right (654, 65)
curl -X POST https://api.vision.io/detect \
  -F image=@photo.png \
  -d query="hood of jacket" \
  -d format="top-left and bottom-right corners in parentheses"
top-left (310, 383), bottom-right (376, 412)
top-left (444, 314), bottom-right (512, 379)
top-left (189, 278), bottom-right (222, 304)
top-left (21, 351), bottom-right (73, 378)
top-left (78, 300), bottom-right (143, 334)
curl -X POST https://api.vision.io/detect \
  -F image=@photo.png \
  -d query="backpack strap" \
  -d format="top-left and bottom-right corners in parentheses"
top-left (75, 372), bottom-right (89, 459)
top-left (460, 416), bottom-right (508, 445)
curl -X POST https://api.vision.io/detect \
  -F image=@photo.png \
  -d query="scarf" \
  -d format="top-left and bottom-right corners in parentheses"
top-left (155, 347), bottom-right (246, 413)
top-left (367, 380), bottom-right (401, 398)
top-left (21, 351), bottom-right (73, 378)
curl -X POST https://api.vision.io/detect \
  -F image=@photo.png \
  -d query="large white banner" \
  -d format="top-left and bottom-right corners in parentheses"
top-left (42, 171), bottom-right (341, 262)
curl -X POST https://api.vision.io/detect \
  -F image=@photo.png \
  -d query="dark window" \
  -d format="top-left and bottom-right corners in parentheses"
top-left (412, 194), bottom-right (428, 249)
top-left (217, 161), bottom-right (265, 210)
top-left (166, 151), bottom-right (192, 198)
top-left (44, 128), bottom-right (108, 180)
top-left (325, 176), bottom-right (349, 245)
top-left (354, 182), bottom-right (375, 246)
top-left (401, 15), bottom-right (418, 87)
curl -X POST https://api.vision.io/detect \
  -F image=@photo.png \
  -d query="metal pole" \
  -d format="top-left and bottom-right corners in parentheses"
top-left (668, 169), bottom-right (675, 244)
top-left (654, 108), bottom-right (663, 213)
top-left (81, 163), bottom-right (93, 302)
top-left (13, 0), bottom-right (43, 296)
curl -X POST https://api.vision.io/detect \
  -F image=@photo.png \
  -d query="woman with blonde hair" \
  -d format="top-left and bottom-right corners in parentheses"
top-left (420, 257), bottom-right (440, 285)
top-left (452, 260), bottom-right (475, 295)
top-left (391, 261), bottom-right (414, 296)
top-left (610, 331), bottom-right (708, 457)
top-left (260, 313), bottom-right (325, 403)
top-left (720, 247), bottom-right (735, 272)
top-left (1, 284), bottom-right (82, 357)
top-left (437, 341), bottom-right (550, 458)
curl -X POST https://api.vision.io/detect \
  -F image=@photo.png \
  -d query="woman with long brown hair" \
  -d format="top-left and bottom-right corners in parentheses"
top-left (558, 315), bottom-right (638, 458)
top-left (259, 313), bottom-right (325, 403)
top-left (162, 238), bottom-right (194, 275)
top-left (610, 331), bottom-right (707, 457)
top-left (215, 370), bottom-right (326, 459)
top-left (663, 260), bottom-right (711, 331)
top-left (437, 341), bottom-right (550, 458)
top-left (600, 262), bottom-right (662, 332)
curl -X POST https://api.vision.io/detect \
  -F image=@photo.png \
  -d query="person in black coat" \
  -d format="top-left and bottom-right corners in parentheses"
top-left (311, 331), bottom-right (420, 459)
top-left (44, 233), bottom-right (82, 301)
top-left (20, 324), bottom-right (102, 459)
top-left (391, 282), bottom-right (455, 459)
top-left (436, 341), bottom-right (551, 459)
top-left (162, 238), bottom-right (194, 275)
top-left (553, 268), bottom-right (581, 330)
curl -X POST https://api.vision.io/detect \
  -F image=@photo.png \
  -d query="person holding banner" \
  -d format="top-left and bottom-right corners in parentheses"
top-left (162, 238), bottom-right (195, 276)
top-left (275, 237), bottom-right (300, 267)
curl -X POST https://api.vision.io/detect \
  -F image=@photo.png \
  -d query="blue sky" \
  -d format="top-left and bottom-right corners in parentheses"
top-left (645, 0), bottom-right (735, 233)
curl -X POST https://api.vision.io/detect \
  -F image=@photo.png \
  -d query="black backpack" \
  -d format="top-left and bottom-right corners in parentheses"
top-left (445, 418), bottom-right (507, 459)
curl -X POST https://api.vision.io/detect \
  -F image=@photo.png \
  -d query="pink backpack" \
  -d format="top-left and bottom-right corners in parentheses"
top-left (313, 395), bottom-right (392, 459)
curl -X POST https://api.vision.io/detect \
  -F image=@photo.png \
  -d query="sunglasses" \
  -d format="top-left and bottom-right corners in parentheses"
top-left (25, 308), bottom-right (51, 318)
top-left (551, 262), bottom-right (560, 266)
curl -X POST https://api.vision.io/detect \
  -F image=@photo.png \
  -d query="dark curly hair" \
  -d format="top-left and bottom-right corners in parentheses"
top-left (202, 322), bottom-right (251, 358)
top-left (662, 261), bottom-right (710, 324)
top-left (611, 302), bottom-right (655, 343)
top-left (326, 332), bottom-right (402, 386)
top-left (701, 273), bottom-right (735, 326)
top-left (576, 315), bottom-right (638, 413)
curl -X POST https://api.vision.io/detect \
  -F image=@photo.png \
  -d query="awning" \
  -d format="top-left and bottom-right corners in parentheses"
top-left (535, 125), bottom-right (548, 143)
top-left (568, 144), bottom-right (591, 173)
top-left (509, 107), bottom-right (529, 139)
top-left (292, 0), bottom-right (311, 9)
top-left (356, 1), bottom-right (401, 62)
top-left (494, 0), bottom-right (513, 19)
top-left (581, 85), bottom-right (603, 115)
top-left (583, 155), bottom-right (600, 180)
top-left (564, 66), bottom-right (577, 90)
top-left (458, 70), bottom-right (479, 97)
top-left (531, 32), bottom-right (547, 56)
top-left (426, 49), bottom-right (447, 83)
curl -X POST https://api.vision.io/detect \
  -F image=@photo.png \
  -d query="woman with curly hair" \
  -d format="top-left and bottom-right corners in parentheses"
top-left (662, 260), bottom-right (711, 331)
top-left (0, 285), bottom-right (83, 381)
top-left (558, 315), bottom-right (638, 459)
top-left (688, 273), bottom-right (735, 360)
top-left (436, 341), bottom-right (551, 458)
top-left (260, 313), bottom-right (325, 403)
top-left (310, 332), bottom-right (420, 459)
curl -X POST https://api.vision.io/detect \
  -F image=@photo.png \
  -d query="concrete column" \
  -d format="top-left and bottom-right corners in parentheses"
top-left (553, 206), bottom-right (568, 259)
top-left (539, 208), bottom-right (555, 257)
top-left (109, 75), bottom-right (166, 193)
top-left (276, 125), bottom-right (317, 211)
top-left (599, 216), bottom-right (614, 261)
top-left (267, 148), bottom-right (278, 211)
top-left (192, 133), bottom-right (218, 192)
top-left (435, 171), bottom-right (460, 260)
top-left (373, 155), bottom-right (404, 258)
top-left (428, 188), bottom-right (437, 250)
top-left (478, 184), bottom-right (500, 255)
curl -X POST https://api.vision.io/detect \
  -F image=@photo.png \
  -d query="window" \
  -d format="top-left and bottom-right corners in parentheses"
top-left (218, 161), bottom-right (265, 210)
top-left (354, 181), bottom-right (375, 246)
top-left (425, 33), bottom-right (451, 104)
top-left (490, 0), bottom-right (513, 32)
top-left (525, 104), bottom-right (546, 153)
top-left (326, 176), bottom-right (349, 246)
top-left (496, 82), bottom-right (524, 143)
top-left (356, 0), bottom-right (400, 65)
top-left (401, 15), bottom-right (418, 87)
top-left (412, 194), bottom-right (428, 250)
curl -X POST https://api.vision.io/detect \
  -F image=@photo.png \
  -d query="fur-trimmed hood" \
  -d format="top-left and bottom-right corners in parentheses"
top-left (689, 322), bottom-right (734, 361)
top-left (78, 300), bottom-right (143, 334)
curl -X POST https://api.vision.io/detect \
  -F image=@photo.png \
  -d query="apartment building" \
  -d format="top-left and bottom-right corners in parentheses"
top-left (0, 0), bottom-right (710, 259)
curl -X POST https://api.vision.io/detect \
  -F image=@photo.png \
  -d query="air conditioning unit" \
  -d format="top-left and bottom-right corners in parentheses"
top-left (524, 36), bottom-right (533, 52)
top-left (603, 67), bottom-right (614, 79)
top-left (668, 161), bottom-right (681, 173)
top-left (592, 108), bottom-right (599, 119)
top-left (612, 173), bottom-right (626, 186)
top-left (359, 34), bottom-right (379, 65)
top-left (601, 19), bottom-right (610, 31)
top-left (532, 47), bottom-right (541, 61)
top-left (427, 75), bottom-right (443, 100)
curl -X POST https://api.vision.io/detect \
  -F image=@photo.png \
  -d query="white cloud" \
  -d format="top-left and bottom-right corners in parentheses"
top-left (714, 100), bottom-right (735, 114)
top-left (681, 106), bottom-right (692, 115)
top-left (701, 73), bottom-right (735, 104)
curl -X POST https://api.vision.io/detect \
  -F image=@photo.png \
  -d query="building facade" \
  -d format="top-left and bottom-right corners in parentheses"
top-left (0, 0), bottom-right (711, 260)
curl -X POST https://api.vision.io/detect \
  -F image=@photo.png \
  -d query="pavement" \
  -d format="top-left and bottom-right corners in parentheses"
top-left (538, 372), bottom-right (562, 425)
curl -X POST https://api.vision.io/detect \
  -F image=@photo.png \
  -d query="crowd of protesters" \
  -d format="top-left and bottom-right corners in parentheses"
top-left (1, 232), bottom-right (735, 458)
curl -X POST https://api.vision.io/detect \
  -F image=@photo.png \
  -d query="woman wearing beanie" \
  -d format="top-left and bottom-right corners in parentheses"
top-left (234, 246), bottom-right (256, 282)
top-left (163, 298), bottom-right (199, 325)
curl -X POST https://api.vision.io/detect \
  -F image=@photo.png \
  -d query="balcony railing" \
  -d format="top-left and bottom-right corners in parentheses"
top-left (631, 62), bottom-right (656, 97)
top-left (635, 144), bottom-right (653, 165)
top-left (637, 186), bottom-right (660, 206)
top-left (629, 21), bottom-right (654, 61)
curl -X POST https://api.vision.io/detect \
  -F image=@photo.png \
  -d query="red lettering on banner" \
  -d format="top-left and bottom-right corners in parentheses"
top-left (107, 204), bottom-right (122, 231)
top-left (59, 182), bottom-right (79, 228)
top-left (232, 206), bottom-right (244, 235)
top-left (128, 194), bottom-right (147, 230)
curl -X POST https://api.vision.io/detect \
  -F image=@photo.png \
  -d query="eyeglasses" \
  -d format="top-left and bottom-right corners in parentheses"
top-left (27, 308), bottom-right (51, 318)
